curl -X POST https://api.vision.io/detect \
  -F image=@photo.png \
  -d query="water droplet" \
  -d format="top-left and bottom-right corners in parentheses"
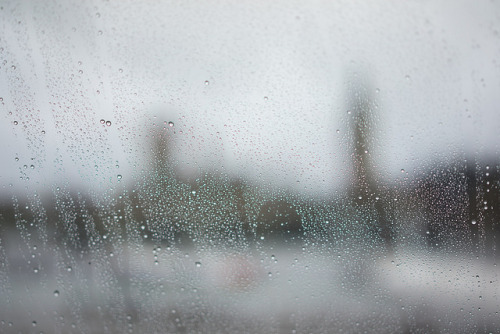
top-left (106, 120), bottom-right (111, 126)
top-left (13, 121), bottom-right (18, 125)
top-left (168, 121), bottom-right (174, 127)
top-left (472, 220), bottom-right (477, 225)
top-left (401, 169), bottom-right (405, 173)
top-left (347, 110), bottom-right (351, 115)
top-left (117, 174), bottom-right (122, 180)
top-left (195, 261), bottom-right (201, 268)
top-left (263, 96), bottom-right (268, 100)
top-left (204, 80), bottom-right (209, 85)
top-left (67, 266), bottom-right (72, 272)
top-left (100, 119), bottom-right (105, 124)
top-left (33, 268), bottom-right (39, 273)
top-left (54, 290), bottom-right (59, 297)
top-left (30, 165), bottom-right (34, 169)
top-left (32, 321), bottom-right (36, 327)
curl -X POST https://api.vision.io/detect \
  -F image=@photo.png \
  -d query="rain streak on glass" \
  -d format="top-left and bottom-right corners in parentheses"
top-left (0, 1), bottom-right (499, 333)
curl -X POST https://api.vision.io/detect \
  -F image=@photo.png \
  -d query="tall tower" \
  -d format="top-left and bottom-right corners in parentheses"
top-left (346, 74), bottom-right (393, 248)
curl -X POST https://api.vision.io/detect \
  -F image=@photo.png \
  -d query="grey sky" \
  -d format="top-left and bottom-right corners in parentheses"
top-left (1, 0), bottom-right (499, 197)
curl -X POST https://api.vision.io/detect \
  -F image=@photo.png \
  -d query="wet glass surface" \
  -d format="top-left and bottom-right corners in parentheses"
top-left (1, 1), bottom-right (500, 333)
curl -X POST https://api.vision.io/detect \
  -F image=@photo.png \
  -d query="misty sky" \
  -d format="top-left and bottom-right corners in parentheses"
top-left (1, 0), bottom-right (499, 197)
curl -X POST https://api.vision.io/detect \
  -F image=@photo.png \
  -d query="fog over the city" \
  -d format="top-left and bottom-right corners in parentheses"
top-left (3, 2), bottom-right (500, 333)
top-left (1, 0), bottom-right (499, 197)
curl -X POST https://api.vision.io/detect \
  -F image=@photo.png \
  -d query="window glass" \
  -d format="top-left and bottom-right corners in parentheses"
top-left (1, 1), bottom-right (499, 332)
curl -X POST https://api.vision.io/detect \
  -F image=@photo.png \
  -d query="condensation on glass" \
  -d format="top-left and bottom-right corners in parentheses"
top-left (1, 1), bottom-right (499, 333)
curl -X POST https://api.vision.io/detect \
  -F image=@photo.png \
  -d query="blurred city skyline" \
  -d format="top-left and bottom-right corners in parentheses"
top-left (0, 0), bottom-right (499, 198)
top-left (1, 2), bottom-right (500, 332)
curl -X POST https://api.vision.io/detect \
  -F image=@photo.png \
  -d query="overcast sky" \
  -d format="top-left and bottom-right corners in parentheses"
top-left (1, 0), bottom-right (499, 197)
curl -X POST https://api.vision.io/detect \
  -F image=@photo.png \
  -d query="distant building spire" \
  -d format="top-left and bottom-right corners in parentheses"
top-left (346, 73), bottom-right (393, 247)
